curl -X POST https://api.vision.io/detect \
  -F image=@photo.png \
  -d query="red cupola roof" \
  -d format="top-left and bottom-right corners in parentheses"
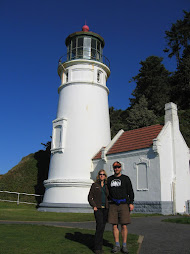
top-left (82, 24), bottom-right (89, 32)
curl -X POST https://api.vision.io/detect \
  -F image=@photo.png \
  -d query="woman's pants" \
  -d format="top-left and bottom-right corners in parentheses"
top-left (94, 208), bottom-right (108, 251)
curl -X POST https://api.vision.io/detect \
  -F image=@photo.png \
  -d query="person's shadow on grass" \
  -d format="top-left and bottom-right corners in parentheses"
top-left (65, 232), bottom-right (112, 252)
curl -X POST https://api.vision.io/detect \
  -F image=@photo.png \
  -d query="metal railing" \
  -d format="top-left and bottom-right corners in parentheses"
top-left (0, 190), bottom-right (43, 205)
top-left (58, 50), bottom-right (110, 68)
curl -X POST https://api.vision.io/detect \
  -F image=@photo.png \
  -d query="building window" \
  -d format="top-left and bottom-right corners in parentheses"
top-left (137, 163), bottom-right (148, 190)
top-left (134, 157), bottom-right (150, 191)
top-left (51, 118), bottom-right (67, 153)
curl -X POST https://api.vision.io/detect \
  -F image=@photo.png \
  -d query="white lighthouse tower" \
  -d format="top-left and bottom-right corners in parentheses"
top-left (39, 25), bottom-right (111, 212)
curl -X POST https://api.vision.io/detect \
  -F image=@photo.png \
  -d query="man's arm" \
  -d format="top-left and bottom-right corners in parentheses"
top-left (127, 176), bottom-right (134, 210)
top-left (129, 204), bottom-right (134, 211)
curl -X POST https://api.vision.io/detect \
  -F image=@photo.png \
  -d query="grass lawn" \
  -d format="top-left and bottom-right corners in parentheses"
top-left (162, 216), bottom-right (190, 224)
top-left (0, 224), bottom-right (139, 254)
top-left (0, 202), bottom-right (162, 221)
top-left (0, 202), bottom-right (95, 222)
top-left (0, 202), bottom-right (139, 253)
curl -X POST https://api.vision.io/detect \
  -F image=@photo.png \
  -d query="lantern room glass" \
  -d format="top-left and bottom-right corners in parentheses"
top-left (67, 36), bottom-right (102, 62)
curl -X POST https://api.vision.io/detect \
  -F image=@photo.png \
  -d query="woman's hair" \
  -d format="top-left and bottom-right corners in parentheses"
top-left (96, 169), bottom-right (107, 182)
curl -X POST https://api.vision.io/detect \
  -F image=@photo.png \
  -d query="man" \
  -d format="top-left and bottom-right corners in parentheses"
top-left (107, 161), bottom-right (134, 254)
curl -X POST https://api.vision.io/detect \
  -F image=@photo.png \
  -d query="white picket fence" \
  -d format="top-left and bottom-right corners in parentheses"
top-left (0, 190), bottom-right (43, 205)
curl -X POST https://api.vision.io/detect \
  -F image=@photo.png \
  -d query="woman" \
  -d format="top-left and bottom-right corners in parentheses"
top-left (88, 169), bottom-right (109, 254)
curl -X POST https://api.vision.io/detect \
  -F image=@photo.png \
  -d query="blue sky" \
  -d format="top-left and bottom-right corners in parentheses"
top-left (0, 0), bottom-right (189, 174)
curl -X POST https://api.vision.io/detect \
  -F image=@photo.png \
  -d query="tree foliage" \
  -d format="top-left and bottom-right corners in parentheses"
top-left (109, 107), bottom-right (129, 138)
top-left (178, 109), bottom-right (190, 147)
top-left (164, 10), bottom-right (190, 65)
top-left (130, 56), bottom-right (171, 116)
top-left (126, 96), bottom-right (158, 130)
top-left (170, 48), bottom-right (190, 109)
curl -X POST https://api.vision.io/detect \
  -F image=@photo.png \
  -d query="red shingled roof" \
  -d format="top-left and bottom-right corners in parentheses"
top-left (93, 148), bottom-right (103, 160)
top-left (93, 125), bottom-right (163, 160)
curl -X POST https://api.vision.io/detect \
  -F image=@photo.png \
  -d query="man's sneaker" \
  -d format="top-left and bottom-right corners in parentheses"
top-left (121, 245), bottom-right (129, 254)
top-left (111, 245), bottom-right (120, 253)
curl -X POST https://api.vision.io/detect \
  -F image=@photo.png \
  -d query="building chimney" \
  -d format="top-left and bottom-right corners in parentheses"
top-left (164, 102), bottom-right (179, 130)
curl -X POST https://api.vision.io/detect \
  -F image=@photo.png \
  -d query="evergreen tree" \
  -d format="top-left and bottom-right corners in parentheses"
top-left (109, 107), bottom-right (128, 137)
top-left (130, 56), bottom-right (171, 116)
top-left (126, 96), bottom-right (158, 130)
top-left (170, 47), bottom-right (190, 110)
top-left (164, 10), bottom-right (190, 65)
top-left (178, 109), bottom-right (190, 147)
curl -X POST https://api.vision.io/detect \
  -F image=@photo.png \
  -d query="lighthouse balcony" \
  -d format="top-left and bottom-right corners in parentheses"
top-left (58, 49), bottom-right (110, 68)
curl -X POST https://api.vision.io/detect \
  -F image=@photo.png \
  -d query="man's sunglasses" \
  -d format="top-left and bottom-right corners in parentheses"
top-left (113, 165), bottom-right (121, 169)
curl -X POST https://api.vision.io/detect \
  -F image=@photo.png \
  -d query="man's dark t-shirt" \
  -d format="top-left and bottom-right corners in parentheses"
top-left (107, 174), bottom-right (134, 204)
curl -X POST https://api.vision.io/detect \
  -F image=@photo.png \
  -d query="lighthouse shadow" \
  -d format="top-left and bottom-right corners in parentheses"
top-left (65, 231), bottom-right (112, 252)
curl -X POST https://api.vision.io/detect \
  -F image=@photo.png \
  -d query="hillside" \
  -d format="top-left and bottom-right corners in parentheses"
top-left (0, 149), bottom-right (50, 203)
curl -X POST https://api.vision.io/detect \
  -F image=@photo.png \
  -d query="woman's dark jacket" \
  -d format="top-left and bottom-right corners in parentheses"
top-left (88, 181), bottom-right (109, 209)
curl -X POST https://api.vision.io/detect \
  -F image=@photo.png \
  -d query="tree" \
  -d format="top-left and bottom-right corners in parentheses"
top-left (126, 96), bottom-right (158, 130)
top-left (109, 107), bottom-right (128, 137)
top-left (130, 56), bottom-right (171, 116)
top-left (164, 10), bottom-right (190, 65)
top-left (178, 109), bottom-right (190, 147)
top-left (171, 49), bottom-right (190, 109)
top-left (41, 139), bottom-right (51, 156)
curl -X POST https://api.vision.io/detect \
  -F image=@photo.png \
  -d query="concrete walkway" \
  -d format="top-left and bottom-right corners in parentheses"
top-left (1, 216), bottom-right (190, 253)
top-left (128, 216), bottom-right (190, 254)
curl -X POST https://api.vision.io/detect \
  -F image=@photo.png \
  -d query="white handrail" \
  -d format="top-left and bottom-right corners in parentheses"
top-left (0, 190), bottom-right (43, 205)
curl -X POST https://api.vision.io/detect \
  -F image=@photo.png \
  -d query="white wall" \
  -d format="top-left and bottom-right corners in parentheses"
top-left (154, 123), bottom-right (174, 203)
top-left (159, 102), bottom-right (190, 213)
top-left (175, 132), bottom-right (190, 213)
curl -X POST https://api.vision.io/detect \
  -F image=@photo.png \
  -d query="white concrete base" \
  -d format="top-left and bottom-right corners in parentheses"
top-left (38, 202), bottom-right (93, 213)
top-left (41, 179), bottom-right (93, 205)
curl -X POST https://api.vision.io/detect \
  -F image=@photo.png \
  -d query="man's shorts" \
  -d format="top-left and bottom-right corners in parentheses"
top-left (108, 203), bottom-right (131, 225)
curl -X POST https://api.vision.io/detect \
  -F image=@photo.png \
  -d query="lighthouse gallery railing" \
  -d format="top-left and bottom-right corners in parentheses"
top-left (58, 49), bottom-right (110, 68)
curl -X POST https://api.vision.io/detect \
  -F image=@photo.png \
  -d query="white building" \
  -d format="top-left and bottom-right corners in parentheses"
top-left (39, 25), bottom-right (111, 212)
top-left (93, 102), bottom-right (190, 214)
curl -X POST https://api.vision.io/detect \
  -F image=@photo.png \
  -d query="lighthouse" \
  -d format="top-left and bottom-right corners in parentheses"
top-left (39, 25), bottom-right (111, 212)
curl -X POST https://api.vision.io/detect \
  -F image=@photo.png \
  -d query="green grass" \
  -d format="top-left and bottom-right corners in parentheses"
top-left (0, 224), bottom-right (139, 254)
top-left (0, 202), bottom-right (95, 222)
top-left (0, 202), bottom-right (139, 254)
top-left (131, 213), bottom-right (163, 217)
top-left (0, 202), bottom-right (163, 222)
top-left (163, 216), bottom-right (190, 224)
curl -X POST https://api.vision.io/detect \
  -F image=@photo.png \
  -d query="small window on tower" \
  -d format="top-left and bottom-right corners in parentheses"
top-left (97, 70), bottom-right (102, 83)
top-left (66, 71), bottom-right (68, 82)
top-left (51, 118), bottom-right (68, 153)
